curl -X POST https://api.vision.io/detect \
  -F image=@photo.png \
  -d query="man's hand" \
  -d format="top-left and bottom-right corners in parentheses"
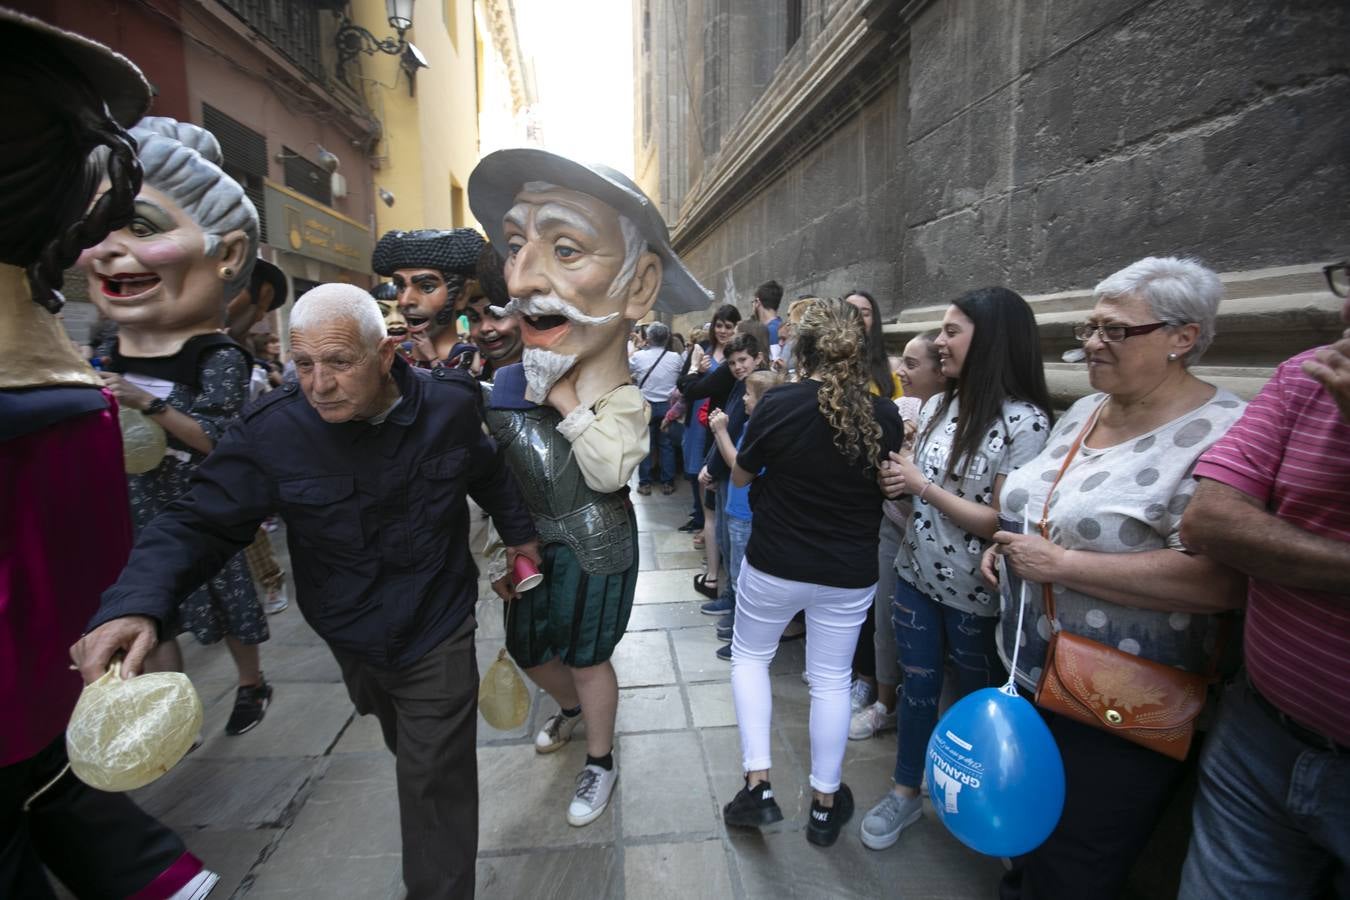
top-left (98, 372), bottom-right (157, 411)
top-left (492, 540), bottom-right (544, 601)
top-left (506, 540), bottom-right (543, 567)
top-left (1302, 331), bottom-right (1350, 422)
top-left (698, 465), bottom-right (714, 489)
top-left (70, 616), bottom-right (158, 683)
top-left (408, 328), bottom-right (440, 364)
top-left (708, 409), bottom-right (729, 434)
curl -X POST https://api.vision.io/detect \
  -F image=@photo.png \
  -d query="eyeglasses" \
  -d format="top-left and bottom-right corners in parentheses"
top-left (1324, 262), bottom-right (1350, 298)
top-left (1073, 321), bottom-right (1169, 343)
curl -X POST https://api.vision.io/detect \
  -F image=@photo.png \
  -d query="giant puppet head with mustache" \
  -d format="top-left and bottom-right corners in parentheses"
top-left (470, 151), bottom-right (712, 406)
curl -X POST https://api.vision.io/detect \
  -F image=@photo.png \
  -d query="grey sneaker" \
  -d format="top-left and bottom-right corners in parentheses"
top-left (566, 763), bottom-right (618, 826)
top-left (860, 790), bottom-right (923, 850)
top-left (534, 709), bottom-right (582, 754)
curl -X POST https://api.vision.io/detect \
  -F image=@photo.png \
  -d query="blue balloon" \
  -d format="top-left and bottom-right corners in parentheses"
top-left (926, 685), bottom-right (1065, 858)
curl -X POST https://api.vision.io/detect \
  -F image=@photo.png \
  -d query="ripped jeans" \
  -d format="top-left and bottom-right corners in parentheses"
top-left (892, 575), bottom-right (1005, 789)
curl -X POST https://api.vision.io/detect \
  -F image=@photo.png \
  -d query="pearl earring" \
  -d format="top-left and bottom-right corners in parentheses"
top-left (1168, 352), bottom-right (1178, 361)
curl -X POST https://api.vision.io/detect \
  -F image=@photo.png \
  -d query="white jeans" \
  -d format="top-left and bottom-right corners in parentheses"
top-left (730, 560), bottom-right (875, 793)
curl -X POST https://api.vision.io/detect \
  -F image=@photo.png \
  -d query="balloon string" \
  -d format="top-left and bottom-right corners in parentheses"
top-left (1001, 510), bottom-right (1032, 695)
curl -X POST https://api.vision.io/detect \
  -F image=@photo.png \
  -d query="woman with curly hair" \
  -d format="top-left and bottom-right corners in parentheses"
top-left (720, 297), bottom-right (905, 848)
top-left (862, 286), bottom-right (1053, 852)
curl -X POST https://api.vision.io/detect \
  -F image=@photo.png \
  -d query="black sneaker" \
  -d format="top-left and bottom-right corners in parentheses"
top-left (225, 680), bottom-right (273, 735)
top-left (716, 621), bottom-right (733, 641)
top-left (806, 783), bottom-right (854, 847)
top-left (723, 778), bottom-right (784, 828)
top-left (677, 519), bottom-right (701, 533)
top-left (715, 642), bottom-right (732, 661)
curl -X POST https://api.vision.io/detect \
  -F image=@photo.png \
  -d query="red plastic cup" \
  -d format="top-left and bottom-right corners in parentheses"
top-left (512, 555), bottom-right (543, 592)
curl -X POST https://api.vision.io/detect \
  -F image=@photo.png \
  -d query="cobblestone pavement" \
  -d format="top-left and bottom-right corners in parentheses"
top-left (112, 484), bottom-right (1004, 899)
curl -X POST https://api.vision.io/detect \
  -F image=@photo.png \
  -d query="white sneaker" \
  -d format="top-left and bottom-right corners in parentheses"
top-left (534, 709), bottom-right (582, 754)
top-left (263, 584), bottom-right (289, 615)
top-left (849, 701), bottom-right (897, 740)
top-left (566, 763), bottom-right (618, 826)
top-left (168, 869), bottom-right (220, 900)
top-left (850, 678), bottom-right (877, 713)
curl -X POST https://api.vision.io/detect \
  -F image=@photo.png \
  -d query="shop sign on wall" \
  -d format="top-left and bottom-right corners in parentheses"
top-left (263, 182), bottom-right (372, 272)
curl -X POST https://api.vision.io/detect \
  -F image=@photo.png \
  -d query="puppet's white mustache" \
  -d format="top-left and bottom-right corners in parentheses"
top-left (492, 294), bottom-right (620, 327)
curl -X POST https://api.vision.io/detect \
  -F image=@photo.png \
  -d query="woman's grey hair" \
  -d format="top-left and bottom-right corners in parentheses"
top-left (645, 321), bottom-right (670, 346)
top-left (290, 283), bottom-right (387, 349)
top-left (128, 117), bottom-right (259, 298)
top-left (1093, 256), bottom-right (1222, 365)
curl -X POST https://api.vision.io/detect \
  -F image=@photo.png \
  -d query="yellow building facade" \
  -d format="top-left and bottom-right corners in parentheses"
top-left (351, 0), bottom-right (481, 234)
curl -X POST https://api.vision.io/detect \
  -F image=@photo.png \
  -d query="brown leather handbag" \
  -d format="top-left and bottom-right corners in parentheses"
top-left (1030, 402), bottom-right (1215, 761)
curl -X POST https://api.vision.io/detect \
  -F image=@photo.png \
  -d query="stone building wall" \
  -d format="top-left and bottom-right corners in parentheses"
top-left (637, 0), bottom-right (1349, 391)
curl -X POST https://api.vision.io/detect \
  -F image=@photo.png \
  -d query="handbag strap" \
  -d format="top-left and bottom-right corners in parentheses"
top-left (1038, 399), bottom-right (1107, 624)
top-left (1036, 398), bottom-right (1231, 680)
top-left (638, 348), bottom-right (670, 389)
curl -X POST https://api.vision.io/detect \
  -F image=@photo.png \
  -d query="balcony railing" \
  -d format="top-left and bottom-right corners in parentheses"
top-left (218, 0), bottom-right (325, 80)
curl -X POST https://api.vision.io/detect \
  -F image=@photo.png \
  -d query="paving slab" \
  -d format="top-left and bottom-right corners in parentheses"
top-left (619, 731), bottom-right (718, 839)
top-left (615, 684), bottom-right (689, 733)
top-left (625, 599), bottom-right (708, 632)
top-left (477, 845), bottom-right (620, 899)
top-left (625, 839), bottom-right (733, 900)
top-left (611, 630), bottom-right (678, 686)
top-left (131, 756), bottom-right (325, 829)
top-left (478, 743), bottom-right (615, 851)
top-left (331, 709), bottom-right (391, 754)
top-left (670, 627), bottom-right (732, 684)
top-left (259, 641), bottom-right (344, 683)
top-left (634, 568), bottom-right (705, 605)
top-left (657, 550), bottom-right (707, 571)
top-left (192, 682), bottom-right (355, 760)
top-left (687, 680), bottom-right (737, 728)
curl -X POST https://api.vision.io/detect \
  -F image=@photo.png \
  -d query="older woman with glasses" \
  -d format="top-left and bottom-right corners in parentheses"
top-left (981, 256), bottom-right (1250, 900)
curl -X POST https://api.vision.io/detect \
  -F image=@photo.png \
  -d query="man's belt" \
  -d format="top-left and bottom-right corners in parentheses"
top-left (1248, 673), bottom-right (1347, 756)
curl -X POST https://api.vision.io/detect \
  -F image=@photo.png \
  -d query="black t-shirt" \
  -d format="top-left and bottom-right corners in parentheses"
top-left (737, 380), bottom-right (904, 588)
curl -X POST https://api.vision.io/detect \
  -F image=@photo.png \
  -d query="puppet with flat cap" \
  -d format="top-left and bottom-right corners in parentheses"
top-left (468, 148), bottom-right (711, 828)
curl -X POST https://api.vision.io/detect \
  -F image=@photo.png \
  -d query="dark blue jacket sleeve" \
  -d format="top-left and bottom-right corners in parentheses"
top-left (704, 383), bottom-right (747, 480)
top-left (88, 418), bottom-right (273, 635)
top-left (465, 429), bottom-right (536, 547)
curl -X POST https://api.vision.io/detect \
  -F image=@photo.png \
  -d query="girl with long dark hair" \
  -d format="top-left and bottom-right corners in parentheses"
top-left (720, 298), bottom-right (904, 848)
top-left (845, 290), bottom-right (901, 398)
top-left (682, 303), bottom-right (740, 594)
top-left (861, 286), bottom-right (1053, 851)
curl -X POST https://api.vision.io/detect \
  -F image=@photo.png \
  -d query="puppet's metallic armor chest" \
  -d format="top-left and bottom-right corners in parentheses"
top-left (483, 402), bottom-right (634, 576)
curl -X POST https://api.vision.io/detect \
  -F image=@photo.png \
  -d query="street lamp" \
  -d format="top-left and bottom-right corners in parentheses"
top-left (335, 0), bottom-right (427, 94)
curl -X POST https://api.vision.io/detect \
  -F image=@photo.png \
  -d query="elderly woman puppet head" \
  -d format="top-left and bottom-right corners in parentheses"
top-left (81, 117), bottom-right (259, 357)
top-left (468, 148), bottom-right (711, 405)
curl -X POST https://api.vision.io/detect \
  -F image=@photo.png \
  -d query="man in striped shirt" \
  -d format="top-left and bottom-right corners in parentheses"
top-left (1177, 262), bottom-right (1350, 899)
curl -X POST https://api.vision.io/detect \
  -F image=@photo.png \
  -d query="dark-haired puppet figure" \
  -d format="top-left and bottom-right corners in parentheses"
top-left (0, 11), bottom-right (219, 899)
top-left (372, 227), bottom-right (487, 367)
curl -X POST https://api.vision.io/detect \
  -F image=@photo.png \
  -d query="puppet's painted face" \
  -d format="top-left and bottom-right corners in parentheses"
top-left (377, 297), bottom-right (410, 338)
top-left (465, 297), bottom-right (523, 365)
top-left (500, 186), bottom-right (635, 366)
top-left (79, 184), bottom-right (224, 336)
top-left (392, 268), bottom-right (454, 340)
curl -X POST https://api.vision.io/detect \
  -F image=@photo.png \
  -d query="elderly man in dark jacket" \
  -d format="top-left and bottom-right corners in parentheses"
top-left (73, 282), bottom-right (539, 900)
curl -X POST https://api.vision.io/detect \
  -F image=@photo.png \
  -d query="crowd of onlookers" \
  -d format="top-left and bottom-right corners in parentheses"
top-left (627, 260), bottom-right (1350, 898)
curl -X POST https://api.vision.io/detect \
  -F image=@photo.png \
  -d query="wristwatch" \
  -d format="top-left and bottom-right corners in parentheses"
top-left (143, 397), bottom-right (169, 417)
